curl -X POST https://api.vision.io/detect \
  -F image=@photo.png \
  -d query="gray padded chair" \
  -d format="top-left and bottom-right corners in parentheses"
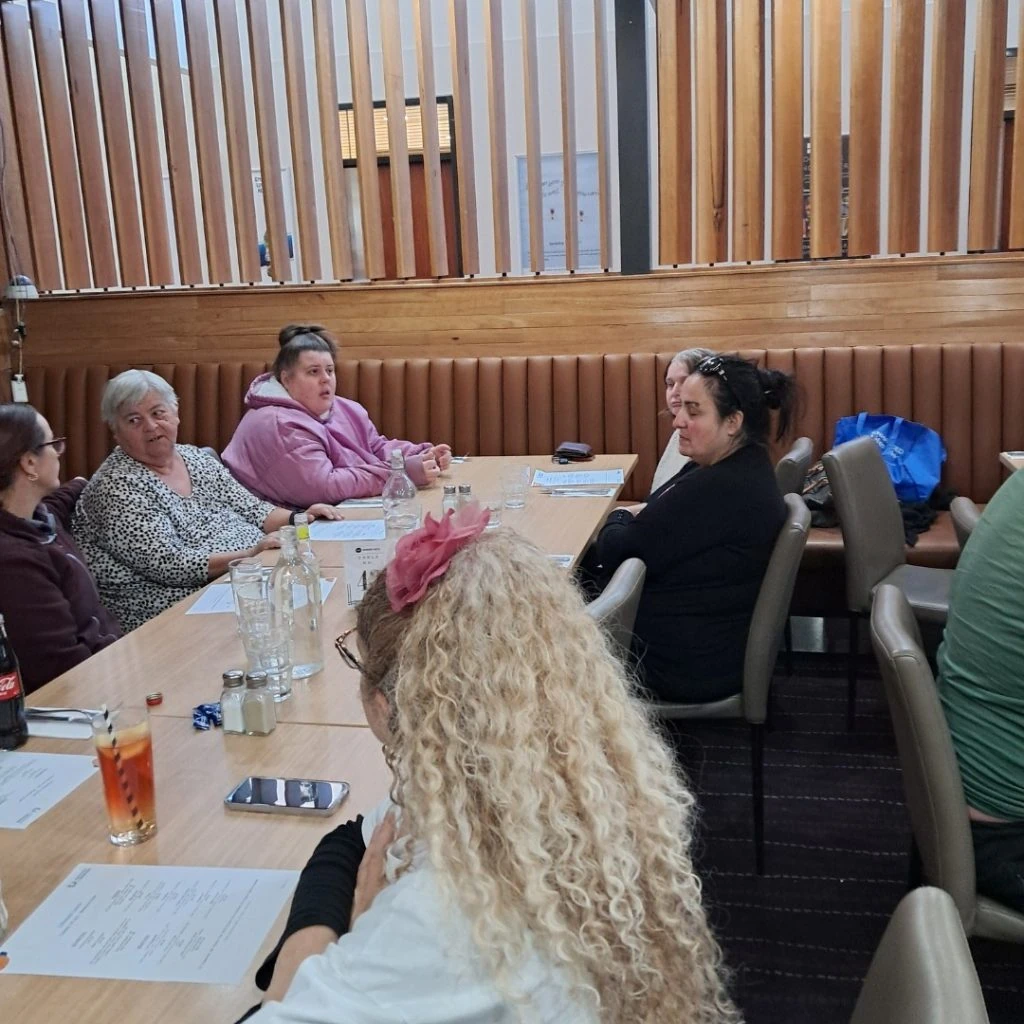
top-left (649, 494), bottom-right (811, 874)
top-left (585, 558), bottom-right (646, 655)
top-left (200, 446), bottom-right (223, 463)
top-left (774, 435), bottom-right (814, 495)
top-left (822, 436), bottom-right (953, 729)
top-left (870, 585), bottom-right (1024, 943)
top-left (850, 887), bottom-right (989, 1024)
top-left (950, 496), bottom-right (981, 552)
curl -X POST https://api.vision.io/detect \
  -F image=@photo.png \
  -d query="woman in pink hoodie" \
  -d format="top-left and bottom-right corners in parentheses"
top-left (223, 326), bottom-right (451, 508)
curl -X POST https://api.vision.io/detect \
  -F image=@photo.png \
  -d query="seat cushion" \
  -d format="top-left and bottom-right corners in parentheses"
top-left (875, 564), bottom-right (954, 623)
top-left (803, 511), bottom-right (961, 571)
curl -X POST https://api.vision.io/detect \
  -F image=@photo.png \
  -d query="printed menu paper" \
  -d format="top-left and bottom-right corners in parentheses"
top-left (308, 518), bottom-right (386, 541)
top-left (532, 469), bottom-right (624, 487)
top-left (0, 751), bottom-right (97, 829)
top-left (2, 863), bottom-right (299, 983)
top-left (187, 579), bottom-right (336, 615)
top-left (344, 540), bottom-right (388, 606)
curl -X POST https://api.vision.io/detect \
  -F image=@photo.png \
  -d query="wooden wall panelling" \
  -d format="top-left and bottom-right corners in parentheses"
top-left (181, 0), bottom-right (233, 283)
top-left (1009, 12), bottom-right (1024, 248)
top-left (558, 0), bottom-right (579, 272)
top-left (246, 0), bottom-right (290, 282)
top-left (0, 31), bottom-right (35, 283)
top-left (412, 0), bottom-right (448, 277)
top-left (967, 0), bottom-right (1008, 251)
top-left (346, 0), bottom-right (386, 280)
top-left (484, 0), bottom-right (510, 274)
top-left (28, 1), bottom-right (92, 288)
top-left (656, 0), bottom-right (691, 265)
top-left (56, 0), bottom-right (118, 286)
top-left (379, 0), bottom-right (416, 279)
top-left (119, 0), bottom-right (174, 283)
top-left (214, 0), bottom-right (261, 283)
top-left (151, 0), bottom-right (203, 285)
top-left (694, 0), bottom-right (727, 264)
top-left (732, 0), bottom-right (764, 263)
top-left (771, 0), bottom-right (803, 260)
top-left (593, 0), bottom-right (612, 269)
top-left (887, 0), bottom-right (926, 255)
top-left (280, 0), bottom-right (323, 282)
top-left (1, 4), bottom-right (62, 289)
top-left (927, 0), bottom-right (966, 253)
top-left (809, 0), bottom-right (841, 258)
top-left (520, 0), bottom-right (543, 273)
top-left (448, 0), bottom-right (479, 275)
top-left (311, 0), bottom-right (353, 280)
top-left (848, 0), bottom-right (883, 256)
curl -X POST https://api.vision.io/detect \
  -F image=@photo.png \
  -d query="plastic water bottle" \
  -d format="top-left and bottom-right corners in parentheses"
top-left (382, 450), bottom-right (421, 536)
top-left (271, 526), bottom-right (324, 679)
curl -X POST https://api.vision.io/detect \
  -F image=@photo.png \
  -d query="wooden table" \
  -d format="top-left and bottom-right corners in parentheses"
top-left (999, 451), bottom-right (1024, 473)
top-left (1, 718), bottom-right (391, 1024)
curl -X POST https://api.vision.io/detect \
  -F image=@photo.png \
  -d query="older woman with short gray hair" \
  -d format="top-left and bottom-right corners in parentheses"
top-left (74, 369), bottom-right (343, 631)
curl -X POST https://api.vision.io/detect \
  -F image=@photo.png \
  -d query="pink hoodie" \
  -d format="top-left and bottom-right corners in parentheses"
top-left (222, 373), bottom-right (434, 507)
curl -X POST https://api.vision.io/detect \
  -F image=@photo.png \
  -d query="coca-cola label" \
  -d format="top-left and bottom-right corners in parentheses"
top-left (0, 671), bottom-right (22, 701)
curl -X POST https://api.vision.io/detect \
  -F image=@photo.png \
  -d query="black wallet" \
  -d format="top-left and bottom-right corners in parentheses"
top-left (553, 441), bottom-right (594, 462)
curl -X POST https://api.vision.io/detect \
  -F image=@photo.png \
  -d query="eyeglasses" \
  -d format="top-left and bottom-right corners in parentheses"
top-left (36, 437), bottom-right (66, 456)
top-left (334, 627), bottom-right (365, 673)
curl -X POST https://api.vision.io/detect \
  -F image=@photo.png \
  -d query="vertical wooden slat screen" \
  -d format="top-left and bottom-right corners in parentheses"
top-left (246, 0), bottom-right (290, 282)
top-left (449, 0), bottom-right (479, 275)
top-left (967, 0), bottom-right (1008, 252)
top-left (694, 0), bottom-right (727, 264)
top-left (0, 37), bottom-right (34, 283)
top-left (593, 0), bottom-right (612, 270)
top-left (181, 0), bottom-right (233, 283)
top-left (151, 0), bottom-right (203, 285)
top-left (732, 0), bottom-right (764, 263)
top-left (413, 0), bottom-right (449, 277)
top-left (809, 0), bottom-right (841, 258)
top-left (521, 0), bottom-right (543, 273)
top-left (90, 0), bottom-right (147, 286)
top-left (888, 0), bottom-right (926, 255)
top-left (214, 0), bottom-right (261, 283)
top-left (29, 0), bottom-right (92, 288)
top-left (280, 0), bottom-right (323, 282)
top-left (119, 0), bottom-right (174, 283)
top-left (311, 0), bottom-right (354, 280)
top-left (484, 0), bottom-right (510, 275)
top-left (771, 0), bottom-right (803, 260)
top-left (346, 0), bottom-right (386, 280)
top-left (928, 0), bottom-right (966, 252)
top-left (558, 0), bottom-right (578, 272)
top-left (848, 0), bottom-right (883, 256)
top-left (2, 4), bottom-right (61, 289)
top-left (1009, 11), bottom-right (1024, 249)
top-left (657, 0), bottom-right (691, 265)
top-left (57, 0), bottom-right (118, 286)
top-left (379, 0), bottom-right (416, 279)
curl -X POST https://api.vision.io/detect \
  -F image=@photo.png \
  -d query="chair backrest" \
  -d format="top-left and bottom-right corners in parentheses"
top-left (585, 558), bottom-right (646, 655)
top-left (200, 446), bottom-right (223, 463)
top-left (950, 496), bottom-right (981, 551)
top-left (774, 435), bottom-right (814, 495)
top-left (869, 585), bottom-right (977, 930)
top-left (742, 493), bottom-right (811, 723)
top-left (822, 436), bottom-right (907, 613)
top-left (850, 887), bottom-right (989, 1024)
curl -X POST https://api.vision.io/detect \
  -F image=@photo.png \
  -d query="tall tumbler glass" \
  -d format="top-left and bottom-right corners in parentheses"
top-left (501, 464), bottom-right (531, 509)
top-left (92, 705), bottom-right (158, 846)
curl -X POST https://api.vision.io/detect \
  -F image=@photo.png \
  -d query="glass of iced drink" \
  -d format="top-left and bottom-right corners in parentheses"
top-left (92, 705), bottom-right (158, 846)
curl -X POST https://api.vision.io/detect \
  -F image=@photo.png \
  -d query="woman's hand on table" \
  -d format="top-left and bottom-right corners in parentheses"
top-left (420, 457), bottom-right (441, 485)
top-left (350, 815), bottom-right (397, 928)
top-left (305, 503), bottom-right (345, 522)
top-left (430, 444), bottom-right (453, 471)
top-left (253, 534), bottom-right (282, 555)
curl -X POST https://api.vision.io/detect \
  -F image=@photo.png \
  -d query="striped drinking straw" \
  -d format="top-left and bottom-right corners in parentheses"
top-left (100, 704), bottom-right (146, 835)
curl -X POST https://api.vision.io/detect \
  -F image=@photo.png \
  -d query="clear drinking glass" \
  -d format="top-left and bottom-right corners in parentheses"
top-left (92, 705), bottom-right (158, 846)
top-left (230, 557), bottom-right (271, 632)
top-left (501, 464), bottom-right (531, 509)
top-left (240, 620), bottom-right (293, 701)
top-left (482, 496), bottom-right (503, 528)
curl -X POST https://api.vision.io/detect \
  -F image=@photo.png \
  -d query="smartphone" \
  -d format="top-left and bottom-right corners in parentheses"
top-left (224, 777), bottom-right (350, 816)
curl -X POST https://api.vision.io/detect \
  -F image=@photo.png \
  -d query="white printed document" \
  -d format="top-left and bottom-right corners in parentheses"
top-left (0, 751), bottom-right (97, 829)
top-left (187, 579), bottom-right (336, 614)
top-left (532, 469), bottom-right (624, 487)
top-left (309, 518), bottom-right (386, 541)
top-left (2, 863), bottom-right (299, 983)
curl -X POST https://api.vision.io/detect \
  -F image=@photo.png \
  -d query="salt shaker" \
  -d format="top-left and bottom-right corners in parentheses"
top-left (220, 669), bottom-right (246, 734)
top-left (442, 485), bottom-right (458, 516)
top-left (458, 484), bottom-right (472, 508)
top-left (242, 670), bottom-right (276, 736)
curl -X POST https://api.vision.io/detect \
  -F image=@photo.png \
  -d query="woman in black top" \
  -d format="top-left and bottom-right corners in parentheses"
top-left (591, 355), bottom-right (796, 703)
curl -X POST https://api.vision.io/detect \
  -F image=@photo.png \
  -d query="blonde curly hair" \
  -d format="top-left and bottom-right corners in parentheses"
top-left (356, 529), bottom-right (738, 1023)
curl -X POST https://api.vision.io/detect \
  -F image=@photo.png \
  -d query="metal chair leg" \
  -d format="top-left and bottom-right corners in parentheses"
top-left (847, 612), bottom-right (859, 731)
top-left (751, 723), bottom-right (765, 875)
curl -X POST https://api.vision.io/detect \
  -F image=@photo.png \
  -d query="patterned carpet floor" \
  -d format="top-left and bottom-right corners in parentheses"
top-left (667, 663), bottom-right (1024, 1024)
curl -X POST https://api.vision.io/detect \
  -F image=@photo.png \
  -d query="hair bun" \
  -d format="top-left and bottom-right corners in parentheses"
top-left (763, 384), bottom-right (782, 410)
top-left (278, 323), bottom-right (327, 348)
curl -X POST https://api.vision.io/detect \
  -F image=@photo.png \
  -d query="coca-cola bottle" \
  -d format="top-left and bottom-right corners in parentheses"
top-left (0, 614), bottom-right (28, 750)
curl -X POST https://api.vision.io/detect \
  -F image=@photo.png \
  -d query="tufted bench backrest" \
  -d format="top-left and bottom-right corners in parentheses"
top-left (27, 342), bottom-right (1024, 503)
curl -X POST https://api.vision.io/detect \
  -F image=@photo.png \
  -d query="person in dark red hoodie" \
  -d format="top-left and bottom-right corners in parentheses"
top-left (0, 403), bottom-right (120, 693)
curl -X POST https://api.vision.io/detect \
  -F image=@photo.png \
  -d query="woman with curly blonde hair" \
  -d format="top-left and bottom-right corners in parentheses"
top-left (251, 506), bottom-right (738, 1024)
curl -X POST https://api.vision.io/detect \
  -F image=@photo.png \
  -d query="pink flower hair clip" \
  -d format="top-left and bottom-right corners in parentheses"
top-left (386, 502), bottom-right (491, 611)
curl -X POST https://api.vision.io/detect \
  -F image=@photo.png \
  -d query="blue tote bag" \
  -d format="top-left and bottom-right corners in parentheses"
top-left (833, 412), bottom-right (946, 503)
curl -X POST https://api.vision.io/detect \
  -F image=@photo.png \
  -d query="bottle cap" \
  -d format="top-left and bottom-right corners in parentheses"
top-left (245, 670), bottom-right (269, 689)
top-left (443, 484), bottom-right (456, 494)
top-left (458, 484), bottom-right (472, 493)
top-left (221, 670), bottom-right (245, 689)
top-left (145, 692), bottom-right (163, 707)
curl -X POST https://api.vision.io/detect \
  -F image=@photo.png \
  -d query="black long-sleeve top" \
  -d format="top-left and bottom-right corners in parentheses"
top-left (594, 443), bottom-right (785, 702)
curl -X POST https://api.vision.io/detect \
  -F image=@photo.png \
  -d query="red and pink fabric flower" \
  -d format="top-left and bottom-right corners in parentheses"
top-left (386, 502), bottom-right (490, 611)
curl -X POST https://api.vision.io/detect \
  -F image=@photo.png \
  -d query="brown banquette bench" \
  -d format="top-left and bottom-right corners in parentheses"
top-left (28, 342), bottom-right (1023, 611)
